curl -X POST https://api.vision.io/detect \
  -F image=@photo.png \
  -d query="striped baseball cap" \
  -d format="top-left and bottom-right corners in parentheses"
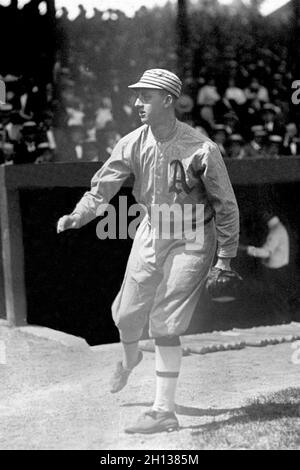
top-left (128, 69), bottom-right (182, 98)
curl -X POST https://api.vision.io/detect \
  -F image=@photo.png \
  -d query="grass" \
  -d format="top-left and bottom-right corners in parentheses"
top-left (191, 388), bottom-right (300, 450)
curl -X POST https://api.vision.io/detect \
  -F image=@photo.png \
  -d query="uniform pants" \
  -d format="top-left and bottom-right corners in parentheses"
top-left (112, 216), bottom-right (217, 341)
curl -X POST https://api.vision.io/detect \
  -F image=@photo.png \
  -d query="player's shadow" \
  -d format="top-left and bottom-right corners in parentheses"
top-left (121, 388), bottom-right (300, 433)
top-left (121, 401), bottom-right (240, 418)
top-left (188, 399), bottom-right (300, 434)
top-left (175, 404), bottom-right (240, 417)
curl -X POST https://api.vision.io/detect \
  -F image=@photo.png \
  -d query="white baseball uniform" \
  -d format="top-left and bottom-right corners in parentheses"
top-left (72, 120), bottom-right (239, 340)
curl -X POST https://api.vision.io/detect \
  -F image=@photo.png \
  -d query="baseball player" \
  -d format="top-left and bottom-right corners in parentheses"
top-left (57, 69), bottom-right (239, 434)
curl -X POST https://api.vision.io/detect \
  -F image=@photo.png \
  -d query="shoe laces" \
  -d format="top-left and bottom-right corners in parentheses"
top-left (144, 410), bottom-right (158, 419)
top-left (144, 410), bottom-right (172, 419)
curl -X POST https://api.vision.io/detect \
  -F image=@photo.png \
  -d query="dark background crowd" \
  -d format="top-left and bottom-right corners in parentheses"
top-left (0, 0), bottom-right (299, 165)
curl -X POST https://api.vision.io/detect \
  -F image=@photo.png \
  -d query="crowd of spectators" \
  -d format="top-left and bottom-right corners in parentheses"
top-left (0, 0), bottom-right (299, 164)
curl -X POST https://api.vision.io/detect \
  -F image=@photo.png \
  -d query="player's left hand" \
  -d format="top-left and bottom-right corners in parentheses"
top-left (206, 266), bottom-right (243, 302)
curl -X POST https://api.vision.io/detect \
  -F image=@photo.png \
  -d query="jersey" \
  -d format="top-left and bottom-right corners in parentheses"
top-left (71, 120), bottom-right (239, 338)
top-left (72, 120), bottom-right (239, 259)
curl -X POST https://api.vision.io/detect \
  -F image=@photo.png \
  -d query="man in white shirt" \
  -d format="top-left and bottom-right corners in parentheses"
top-left (247, 213), bottom-right (293, 317)
top-left (247, 215), bottom-right (289, 269)
top-left (225, 79), bottom-right (246, 106)
top-left (197, 78), bottom-right (220, 107)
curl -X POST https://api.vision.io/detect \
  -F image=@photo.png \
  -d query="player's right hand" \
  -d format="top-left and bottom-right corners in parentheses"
top-left (57, 214), bottom-right (81, 233)
top-left (247, 245), bottom-right (257, 257)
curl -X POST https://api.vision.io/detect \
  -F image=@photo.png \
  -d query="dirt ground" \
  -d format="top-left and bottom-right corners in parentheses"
top-left (0, 324), bottom-right (300, 450)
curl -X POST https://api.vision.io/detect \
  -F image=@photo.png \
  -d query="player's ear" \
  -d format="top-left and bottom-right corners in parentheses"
top-left (163, 94), bottom-right (174, 108)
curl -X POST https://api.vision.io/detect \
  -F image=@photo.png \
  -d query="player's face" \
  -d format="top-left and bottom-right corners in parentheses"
top-left (134, 89), bottom-right (166, 126)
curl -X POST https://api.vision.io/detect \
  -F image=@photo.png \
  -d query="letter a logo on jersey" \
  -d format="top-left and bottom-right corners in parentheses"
top-left (0, 80), bottom-right (5, 105)
top-left (169, 160), bottom-right (194, 195)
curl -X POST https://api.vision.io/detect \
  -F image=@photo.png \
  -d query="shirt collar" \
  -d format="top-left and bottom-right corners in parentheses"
top-left (150, 119), bottom-right (178, 143)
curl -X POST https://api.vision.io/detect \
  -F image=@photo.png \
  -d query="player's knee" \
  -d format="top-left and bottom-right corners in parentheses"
top-left (113, 310), bottom-right (145, 334)
top-left (154, 335), bottom-right (181, 346)
top-left (113, 314), bottom-right (128, 331)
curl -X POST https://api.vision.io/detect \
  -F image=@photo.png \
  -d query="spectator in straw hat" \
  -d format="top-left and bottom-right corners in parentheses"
top-left (35, 142), bottom-right (54, 164)
top-left (81, 140), bottom-right (100, 162)
top-left (244, 125), bottom-right (267, 158)
top-left (226, 134), bottom-right (245, 159)
top-left (261, 103), bottom-right (283, 136)
top-left (244, 78), bottom-right (269, 105)
top-left (211, 124), bottom-right (228, 157)
top-left (14, 121), bottom-right (39, 164)
top-left (65, 124), bottom-right (86, 161)
top-left (265, 134), bottom-right (283, 158)
top-left (223, 110), bottom-right (241, 136)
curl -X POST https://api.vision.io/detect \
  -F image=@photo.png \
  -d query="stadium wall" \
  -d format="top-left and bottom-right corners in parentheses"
top-left (0, 159), bottom-right (300, 344)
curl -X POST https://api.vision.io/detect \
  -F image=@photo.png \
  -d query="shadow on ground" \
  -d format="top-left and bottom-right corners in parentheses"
top-left (190, 387), bottom-right (300, 435)
top-left (120, 388), bottom-right (300, 441)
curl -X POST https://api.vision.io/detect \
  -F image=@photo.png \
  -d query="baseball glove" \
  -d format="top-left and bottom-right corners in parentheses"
top-left (206, 267), bottom-right (243, 302)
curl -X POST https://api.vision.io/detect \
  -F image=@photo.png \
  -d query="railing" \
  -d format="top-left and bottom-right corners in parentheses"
top-left (1, 156), bottom-right (300, 326)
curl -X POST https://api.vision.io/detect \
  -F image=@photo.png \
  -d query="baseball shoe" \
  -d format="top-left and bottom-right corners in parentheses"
top-left (110, 350), bottom-right (143, 394)
top-left (124, 409), bottom-right (179, 434)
